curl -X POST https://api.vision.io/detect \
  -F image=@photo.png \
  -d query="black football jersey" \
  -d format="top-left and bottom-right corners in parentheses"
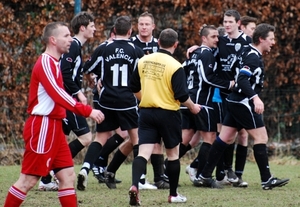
top-left (216, 32), bottom-right (252, 95)
top-left (60, 37), bottom-right (83, 97)
top-left (83, 40), bottom-right (109, 78)
top-left (99, 39), bottom-right (144, 110)
top-left (131, 35), bottom-right (159, 54)
top-left (228, 44), bottom-right (264, 102)
top-left (183, 46), bottom-right (231, 106)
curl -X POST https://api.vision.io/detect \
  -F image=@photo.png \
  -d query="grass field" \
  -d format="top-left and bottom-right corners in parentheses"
top-left (0, 158), bottom-right (299, 207)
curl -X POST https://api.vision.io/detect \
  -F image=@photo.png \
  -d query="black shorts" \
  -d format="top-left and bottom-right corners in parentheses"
top-left (212, 102), bottom-right (223, 124)
top-left (181, 109), bottom-right (197, 131)
top-left (62, 110), bottom-right (90, 136)
top-left (220, 93), bottom-right (229, 119)
top-left (195, 106), bottom-right (217, 132)
top-left (223, 100), bottom-right (264, 130)
top-left (138, 108), bottom-right (182, 149)
top-left (94, 102), bottom-right (138, 132)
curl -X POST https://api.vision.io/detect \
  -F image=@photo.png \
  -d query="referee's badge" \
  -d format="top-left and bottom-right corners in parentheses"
top-left (235, 43), bottom-right (241, 52)
top-left (153, 46), bottom-right (158, 53)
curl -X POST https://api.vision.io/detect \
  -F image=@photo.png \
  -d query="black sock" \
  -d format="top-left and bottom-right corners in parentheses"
top-left (196, 142), bottom-right (211, 177)
top-left (166, 159), bottom-right (180, 196)
top-left (41, 173), bottom-right (52, 184)
top-left (215, 155), bottom-right (226, 181)
top-left (68, 139), bottom-right (85, 158)
top-left (235, 144), bottom-right (248, 178)
top-left (81, 142), bottom-right (102, 174)
top-left (133, 145), bottom-right (139, 158)
top-left (178, 143), bottom-right (190, 158)
top-left (190, 157), bottom-right (198, 169)
top-left (99, 134), bottom-right (124, 159)
top-left (151, 154), bottom-right (164, 182)
top-left (223, 143), bottom-right (235, 170)
top-left (201, 136), bottom-right (228, 178)
top-left (132, 145), bottom-right (146, 184)
top-left (132, 156), bottom-right (147, 189)
top-left (253, 144), bottom-right (271, 182)
top-left (107, 149), bottom-right (127, 174)
top-left (94, 154), bottom-right (108, 168)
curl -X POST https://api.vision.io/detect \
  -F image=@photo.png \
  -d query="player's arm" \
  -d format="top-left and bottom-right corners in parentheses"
top-left (83, 43), bottom-right (105, 74)
top-left (129, 66), bottom-right (142, 100)
top-left (172, 67), bottom-right (201, 114)
top-left (39, 58), bottom-right (91, 117)
top-left (198, 52), bottom-right (234, 89)
top-left (186, 45), bottom-right (200, 58)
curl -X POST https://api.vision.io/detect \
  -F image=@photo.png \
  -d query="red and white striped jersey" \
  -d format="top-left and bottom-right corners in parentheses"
top-left (27, 53), bottom-right (92, 119)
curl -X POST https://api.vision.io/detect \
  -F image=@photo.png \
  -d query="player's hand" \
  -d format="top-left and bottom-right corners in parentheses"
top-left (189, 103), bottom-right (201, 114)
top-left (77, 91), bottom-right (87, 105)
top-left (229, 80), bottom-right (235, 89)
top-left (87, 73), bottom-right (97, 88)
top-left (252, 96), bottom-right (264, 114)
top-left (97, 79), bottom-right (103, 93)
top-left (186, 45), bottom-right (200, 58)
top-left (89, 109), bottom-right (105, 124)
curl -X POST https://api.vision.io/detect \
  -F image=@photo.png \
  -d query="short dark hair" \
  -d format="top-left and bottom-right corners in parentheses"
top-left (158, 28), bottom-right (178, 48)
top-left (114, 16), bottom-right (132, 36)
top-left (70, 11), bottom-right (94, 34)
top-left (139, 12), bottom-right (155, 23)
top-left (252, 23), bottom-right (275, 45)
top-left (42, 22), bottom-right (68, 44)
top-left (199, 25), bottom-right (217, 37)
top-left (217, 26), bottom-right (226, 36)
top-left (224, 9), bottom-right (241, 22)
top-left (240, 16), bottom-right (258, 27)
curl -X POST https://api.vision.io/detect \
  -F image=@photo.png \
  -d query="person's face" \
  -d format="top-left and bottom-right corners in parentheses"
top-left (223, 16), bottom-right (240, 35)
top-left (241, 22), bottom-right (256, 37)
top-left (138, 16), bottom-right (155, 38)
top-left (261, 31), bottom-right (275, 53)
top-left (83, 21), bottom-right (96, 39)
top-left (55, 25), bottom-right (73, 54)
top-left (204, 29), bottom-right (219, 48)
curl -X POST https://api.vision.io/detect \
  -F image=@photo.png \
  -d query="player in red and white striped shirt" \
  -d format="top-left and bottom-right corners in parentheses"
top-left (4, 21), bottom-right (104, 207)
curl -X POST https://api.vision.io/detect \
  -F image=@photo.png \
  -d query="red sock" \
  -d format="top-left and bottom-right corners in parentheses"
top-left (4, 186), bottom-right (26, 207)
top-left (58, 188), bottom-right (78, 207)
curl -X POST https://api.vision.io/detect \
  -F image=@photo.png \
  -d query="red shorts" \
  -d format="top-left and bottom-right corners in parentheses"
top-left (21, 115), bottom-right (73, 176)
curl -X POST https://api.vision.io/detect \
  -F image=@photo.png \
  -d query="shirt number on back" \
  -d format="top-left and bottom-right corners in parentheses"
top-left (111, 64), bottom-right (128, 86)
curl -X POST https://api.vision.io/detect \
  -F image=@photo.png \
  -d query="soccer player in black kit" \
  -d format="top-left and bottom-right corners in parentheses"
top-left (77, 16), bottom-right (144, 191)
top-left (180, 25), bottom-right (235, 188)
top-left (188, 10), bottom-right (252, 187)
top-left (104, 12), bottom-right (167, 190)
top-left (195, 23), bottom-right (290, 190)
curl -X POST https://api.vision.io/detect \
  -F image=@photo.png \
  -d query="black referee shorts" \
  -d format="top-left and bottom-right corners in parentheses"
top-left (138, 108), bottom-right (182, 149)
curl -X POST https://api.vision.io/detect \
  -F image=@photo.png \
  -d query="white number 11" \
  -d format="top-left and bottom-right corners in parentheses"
top-left (111, 63), bottom-right (128, 86)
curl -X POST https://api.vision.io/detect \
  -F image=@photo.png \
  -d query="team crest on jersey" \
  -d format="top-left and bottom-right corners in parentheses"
top-left (209, 64), bottom-right (213, 68)
top-left (235, 43), bottom-right (241, 52)
top-left (153, 46), bottom-right (158, 53)
top-left (66, 57), bottom-right (73, 62)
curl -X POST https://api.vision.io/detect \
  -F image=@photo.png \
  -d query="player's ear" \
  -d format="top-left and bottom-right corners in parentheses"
top-left (49, 36), bottom-right (56, 45)
top-left (174, 41), bottom-right (179, 49)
